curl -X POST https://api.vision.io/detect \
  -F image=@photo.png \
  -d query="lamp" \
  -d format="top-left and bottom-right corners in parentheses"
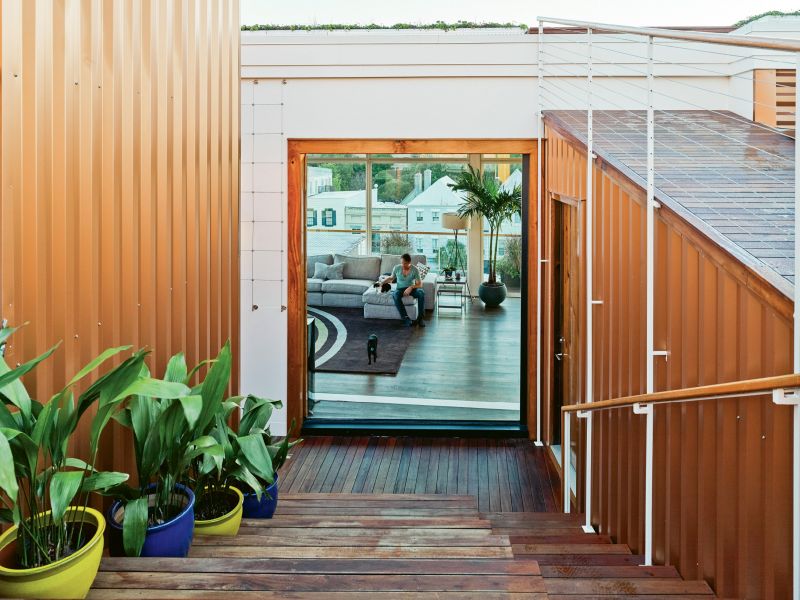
top-left (441, 212), bottom-right (469, 275)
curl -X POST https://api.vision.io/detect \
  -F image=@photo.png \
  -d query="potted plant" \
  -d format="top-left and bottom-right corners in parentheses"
top-left (497, 235), bottom-right (522, 289)
top-left (105, 345), bottom-right (230, 557)
top-left (449, 166), bottom-right (521, 307)
top-left (0, 324), bottom-right (157, 599)
top-left (240, 408), bottom-right (303, 520)
top-left (190, 395), bottom-right (283, 534)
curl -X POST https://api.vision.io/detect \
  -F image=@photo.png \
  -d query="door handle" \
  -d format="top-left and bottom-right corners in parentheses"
top-left (555, 352), bottom-right (569, 361)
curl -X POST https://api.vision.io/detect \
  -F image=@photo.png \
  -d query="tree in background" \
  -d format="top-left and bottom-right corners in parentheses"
top-left (379, 232), bottom-right (412, 255)
top-left (497, 236), bottom-right (522, 282)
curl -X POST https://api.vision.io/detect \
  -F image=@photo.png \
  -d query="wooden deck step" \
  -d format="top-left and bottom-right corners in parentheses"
top-left (92, 494), bottom-right (716, 599)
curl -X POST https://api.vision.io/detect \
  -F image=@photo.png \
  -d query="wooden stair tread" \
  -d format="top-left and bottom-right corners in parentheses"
top-left (99, 557), bottom-right (542, 575)
top-left (545, 578), bottom-right (714, 594)
top-left (94, 494), bottom-right (715, 598)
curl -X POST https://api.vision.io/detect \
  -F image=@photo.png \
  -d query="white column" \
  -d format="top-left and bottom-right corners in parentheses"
top-left (583, 27), bottom-right (595, 534)
top-left (535, 20), bottom-right (544, 446)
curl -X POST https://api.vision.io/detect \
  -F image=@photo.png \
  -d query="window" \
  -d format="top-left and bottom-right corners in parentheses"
top-left (307, 209), bottom-right (317, 227)
top-left (416, 237), bottom-right (424, 253)
top-left (416, 210), bottom-right (424, 223)
top-left (432, 210), bottom-right (440, 223)
top-left (431, 238), bottom-right (439, 253)
top-left (322, 208), bottom-right (336, 227)
top-left (513, 213), bottom-right (521, 224)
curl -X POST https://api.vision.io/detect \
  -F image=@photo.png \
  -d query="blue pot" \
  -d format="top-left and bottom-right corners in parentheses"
top-left (241, 474), bottom-right (278, 519)
top-left (107, 483), bottom-right (195, 557)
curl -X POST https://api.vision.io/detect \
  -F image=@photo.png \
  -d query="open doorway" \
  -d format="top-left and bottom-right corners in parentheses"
top-left (301, 152), bottom-right (527, 425)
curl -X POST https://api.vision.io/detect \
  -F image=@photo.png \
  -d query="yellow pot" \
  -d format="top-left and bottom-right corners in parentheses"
top-left (194, 486), bottom-right (243, 536)
top-left (0, 506), bottom-right (105, 600)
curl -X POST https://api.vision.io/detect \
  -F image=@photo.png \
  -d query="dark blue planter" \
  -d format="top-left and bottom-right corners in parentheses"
top-left (241, 474), bottom-right (278, 519)
top-left (107, 483), bottom-right (195, 557)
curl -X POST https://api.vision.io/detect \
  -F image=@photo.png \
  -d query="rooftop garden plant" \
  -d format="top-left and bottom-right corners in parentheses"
top-left (105, 346), bottom-right (229, 557)
top-left (241, 21), bottom-right (528, 32)
top-left (0, 324), bottom-right (174, 599)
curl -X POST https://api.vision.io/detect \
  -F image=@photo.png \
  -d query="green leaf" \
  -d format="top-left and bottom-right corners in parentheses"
top-left (232, 465), bottom-right (266, 501)
top-left (0, 323), bottom-right (26, 346)
top-left (0, 508), bottom-right (14, 523)
top-left (0, 432), bottom-right (18, 503)
top-left (121, 497), bottom-right (149, 557)
top-left (81, 471), bottom-right (129, 493)
top-left (0, 342), bottom-right (60, 420)
top-left (125, 378), bottom-right (190, 400)
top-left (185, 358), bottom-right (217, 384)
top-left (196, 342), bottom-right (232, 434)
top-left (178, 395), bottom-right (203, 430)
top-left (236, 434), bottom-right (274, 483)
top-left (50, 471), bottom-right (83, 523)
top-left (164, 353), bottom-right (188, 384)
top-left (67, 345), bottom-right (132, 388)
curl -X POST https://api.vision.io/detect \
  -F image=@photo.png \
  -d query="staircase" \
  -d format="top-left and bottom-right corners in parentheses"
top-left (91, 494), bottom-right (714, 598)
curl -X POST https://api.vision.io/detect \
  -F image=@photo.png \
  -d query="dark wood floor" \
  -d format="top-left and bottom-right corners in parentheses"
top-left (310, 298), bottom-right (522, 421)
top-left (279, 436), bottom-right (561, 512)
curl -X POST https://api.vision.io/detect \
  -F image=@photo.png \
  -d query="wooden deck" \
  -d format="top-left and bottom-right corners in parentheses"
top-left (92, 492), bottom-right (715, 598)
top-left (278, 436), bottom-right (561, 512)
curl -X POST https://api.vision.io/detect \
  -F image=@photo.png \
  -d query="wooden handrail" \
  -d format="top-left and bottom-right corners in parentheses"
top-left (562, 373), bottom-right (800, 413)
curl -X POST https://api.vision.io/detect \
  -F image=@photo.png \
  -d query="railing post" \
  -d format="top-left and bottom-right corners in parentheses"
top-left (646, 35), bottom-right (655, 396)
top-left (583, 25), bottom-right (595, 535)
top-left (633, 402), bottom-right (654, 566)
top-left (535, 19), bottom-right (544, 447)
top-left (793, 51), bottom-right (800, 600)
top-left (563, 410), bottom-right (571, 513)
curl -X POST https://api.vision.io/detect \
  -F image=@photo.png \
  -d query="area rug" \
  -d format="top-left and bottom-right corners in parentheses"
top-left (308, 307), bottom-right (414, 375)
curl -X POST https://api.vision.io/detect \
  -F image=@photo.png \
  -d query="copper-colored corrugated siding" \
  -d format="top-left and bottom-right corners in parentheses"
top-left (0, 0), bottom-right (240, 478)
top-left (544, 125), bottom-right (794, 598)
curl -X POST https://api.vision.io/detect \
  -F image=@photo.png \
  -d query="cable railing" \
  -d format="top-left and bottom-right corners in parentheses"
top-left (536, 16), bottom-right (800, 599)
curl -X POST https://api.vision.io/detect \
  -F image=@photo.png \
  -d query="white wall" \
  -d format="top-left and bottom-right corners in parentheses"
top-left (239, 24), bottom-right (800, 433)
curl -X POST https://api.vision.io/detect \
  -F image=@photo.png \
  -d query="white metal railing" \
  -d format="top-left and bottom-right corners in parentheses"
top-left (537, 17), bottom-right (800, 599)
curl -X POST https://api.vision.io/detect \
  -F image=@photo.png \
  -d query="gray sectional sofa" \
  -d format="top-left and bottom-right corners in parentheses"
top-left (307, 253), bottom-right (437, 319)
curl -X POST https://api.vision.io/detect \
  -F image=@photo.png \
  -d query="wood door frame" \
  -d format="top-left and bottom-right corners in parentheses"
top-left (286, 139), bottom-right (539, 433)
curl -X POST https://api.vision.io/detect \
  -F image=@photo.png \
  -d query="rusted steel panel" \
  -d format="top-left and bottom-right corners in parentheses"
top-left (0, 0), bottom-right (240, 479)
top-left (543, 125), bottom-right (794, 599)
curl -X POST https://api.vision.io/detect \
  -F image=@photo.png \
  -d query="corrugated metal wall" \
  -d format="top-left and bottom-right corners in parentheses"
top-left (544, 126), bottom-right (794, 598)
top-left (0, 0), bottom-right (240, 478)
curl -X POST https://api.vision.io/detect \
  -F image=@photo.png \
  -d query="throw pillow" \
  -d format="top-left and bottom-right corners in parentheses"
top-left (325, 262), bottom-right (345, 280)
top-left (313, 262), bottom-right (329, 280)
top-left (416, 262), bottom-right (431, 279)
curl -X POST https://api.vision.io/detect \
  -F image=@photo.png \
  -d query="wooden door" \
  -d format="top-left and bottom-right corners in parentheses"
top-left (551, 199), bottom-right (581, 444)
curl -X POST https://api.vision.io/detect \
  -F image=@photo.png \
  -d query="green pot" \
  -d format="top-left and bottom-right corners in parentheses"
top-left (478, 282), bottom-right (507, 307)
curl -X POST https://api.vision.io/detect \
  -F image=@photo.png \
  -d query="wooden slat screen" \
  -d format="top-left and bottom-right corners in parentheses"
top-left (754, 68), bottom-right (796, 130)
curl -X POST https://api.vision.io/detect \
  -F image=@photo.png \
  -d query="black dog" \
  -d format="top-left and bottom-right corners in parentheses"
top-left (367, 334), bottom-right (378, 364)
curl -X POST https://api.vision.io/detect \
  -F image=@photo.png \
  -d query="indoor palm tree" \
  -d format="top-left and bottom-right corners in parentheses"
top-left (448, 166), bottom-right (521, 306)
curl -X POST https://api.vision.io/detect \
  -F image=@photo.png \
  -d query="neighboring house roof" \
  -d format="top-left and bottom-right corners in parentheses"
top-left (307, 231), bottom-right (365, 256)
top-left (544, 110), bottom-right (794, 297)
top-left (406, 176), bottom-right (466, 208)
top-left (502, 169), bottom-right (523, 192)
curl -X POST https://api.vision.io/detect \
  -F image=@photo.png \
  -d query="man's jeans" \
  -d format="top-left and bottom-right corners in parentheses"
top-left (393, 287), bottom-right (425, 321)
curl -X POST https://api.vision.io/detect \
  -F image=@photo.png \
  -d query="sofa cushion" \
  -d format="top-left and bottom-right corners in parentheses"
top-left (379, 253), bottom-right (427, 276)
top-left (313, 262), bottom-right (344, 281)
top-left (307, 278), bottom-right (325, 293)
top-left (334, 254), bottom-right (381, 281)
top-left (362, 285), bottom-right (416, 306)
top-left (321, 278), bottom-right (374, 295)
top-left (306, 253), bottom-right (332, 276)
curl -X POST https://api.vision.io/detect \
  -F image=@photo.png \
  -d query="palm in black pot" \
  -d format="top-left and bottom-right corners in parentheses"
top-left (448, 166), bottom-right (522, 306)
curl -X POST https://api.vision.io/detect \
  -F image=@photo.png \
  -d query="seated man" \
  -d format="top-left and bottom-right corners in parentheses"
top-left (386, 253), bottom-right (426, 328)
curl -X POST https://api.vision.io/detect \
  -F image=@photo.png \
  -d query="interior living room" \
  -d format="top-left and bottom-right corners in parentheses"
top-left (304, 153), bottom-right (525, 422)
